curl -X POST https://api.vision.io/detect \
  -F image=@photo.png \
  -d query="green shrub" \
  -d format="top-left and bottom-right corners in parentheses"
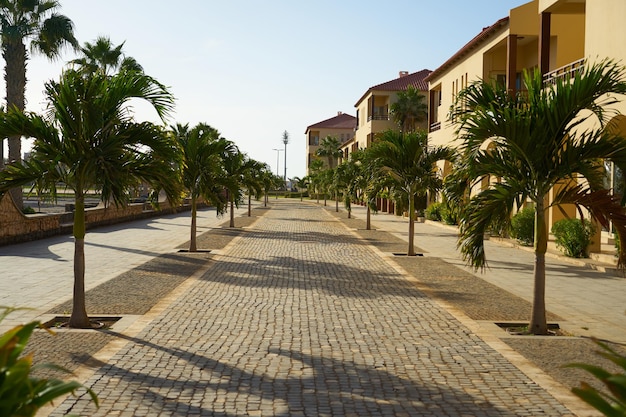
top-left (510, 206), bottom-right (535, 246)
top-left (21, 206), bottom-right (36, 214)
top-left (566, 338), bottom-right (626, 416)
top-left (425, 202), bottom-right (443, 221)
top-left (0, 307), bottom-right (98, 416)
top-left (551, 217), bottom-right (596, 258)
top-left (441, 203), bottom-right (458, 225)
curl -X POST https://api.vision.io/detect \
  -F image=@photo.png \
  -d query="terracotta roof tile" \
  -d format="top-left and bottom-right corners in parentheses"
top-left (355, 69), bottom-right (432, 106)
top-left (305, 113), bottom-right (356, 133)
top-left (426, 17), bottom-right (509, 82)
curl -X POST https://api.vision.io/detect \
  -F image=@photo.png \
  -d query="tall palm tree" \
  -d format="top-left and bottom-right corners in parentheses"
top-left (260, 169), bottom-right (279, 207)
top-left (308, 159), bottom-right (325, 204)
top-left (0, 69), bottom-right (179, 328)
top-left (334, 157), bottom-right (362, 219)
top-left (242, 159), bottom-right (265, 216)
top-left (369, 129), bottom-right (453, 256)
top-left (354, 148), bottom-right (387, 229)
top-left (315, 135), bottom-right (343, 170)
top-left (70, 36), bottom-right (143, 76)
top-left (291, 176), bottom-right (306, 201)
top-left (0, 0), bottom-right (78, 207)
top-left (222, 149), bottom-right (259, 227)
top-left (390, 85), bottom-right (428, 133)
top-left (172, 122), bottom-right (235, 252)
top-left (448, 60), bottom-right (626, 335)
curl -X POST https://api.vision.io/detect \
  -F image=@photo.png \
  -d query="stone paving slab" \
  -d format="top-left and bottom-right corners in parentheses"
top-left (50, 201), bottom-right (575, 416)
top-left (24, 210), bottom-right (265, 381)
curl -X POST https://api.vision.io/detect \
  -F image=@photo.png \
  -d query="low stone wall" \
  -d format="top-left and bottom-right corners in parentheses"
top-left (0, 194), bottom-right (192, 246)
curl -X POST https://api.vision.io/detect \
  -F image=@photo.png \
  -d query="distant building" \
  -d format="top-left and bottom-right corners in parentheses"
top-left (342, 69), bottom-right (431, 159)
top-left (304, 112), bottom-right (356, 174)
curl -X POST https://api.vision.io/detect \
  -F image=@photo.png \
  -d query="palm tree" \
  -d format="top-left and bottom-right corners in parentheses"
top-left (448, 60), bottom-right (626, 335)
top-left (70, 36), bottom-right (143, 76)
top-left (335, 157), bottom-right (361, 218)
top-left (222, 149), bottom-right (259, 227)
top-left (308, 159), bottom-right (325, 204)
top-left (260, 169), bottom-right (279, 206)
top-left (242, 159), bottom-right (265, 216)
top-left (0, 69), bottom-right (179, 328)
top-left (172, 122), bottom-right (235, 252)
top-left (353, 148), bottom-right (387, 229)
top-left (291, 176), bottom-right (307, 201)
top-left (390, 85), bottom-right (428, 133)
top-left (369, 129), bottom-right (453, 256)
top-left (315, 135), bottom-right (343, 170)
top-left (319, 168), bottom-right (334, 207)
top-left (0, 0), bottom-right (78, 207)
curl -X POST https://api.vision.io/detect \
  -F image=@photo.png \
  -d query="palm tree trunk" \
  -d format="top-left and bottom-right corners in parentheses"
top-left (248, 194), bottom-right (252, 216)
top-left (335, 191), bottom-right (339, 212)
top-left (366, 204), bottom-right (371, 230)
top-left (189, 196), bottom-right (197, 252)
top-left (229, 199), bottom-right (235, 227)
top-left (69, 194), bottom-right (91, 328)
top-left (3, 39), bottom-right (27, 208)
top-left (408, 190), bottom-right (416, 256)
top-left (529, 199), bottom-right (549, 335)
top-left (264, 190), bottom-right (267, 207)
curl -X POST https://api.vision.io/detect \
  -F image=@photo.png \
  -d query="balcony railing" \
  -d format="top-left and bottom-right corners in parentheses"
top-left (368, 114), bottom-right (389, 121)
top-left (543, 58), bottom-right (586, 86)
top-left (429, 121), bottom-right (441, 132)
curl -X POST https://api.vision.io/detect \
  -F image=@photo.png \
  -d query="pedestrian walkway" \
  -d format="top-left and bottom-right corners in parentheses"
top-left (347, 205), bottom-right (626, 344)
top-left (0, 205), bottom-right (248, 333)
top-left (50, 200), bottom-right (577, 416)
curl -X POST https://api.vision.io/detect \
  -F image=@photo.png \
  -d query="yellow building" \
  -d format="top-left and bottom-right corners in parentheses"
top-left (342, 70), bottom-right (431, 159)
top-left (304, 112), bottom-right (356, 174)
top-left (427, 0), bottom-right (626, 252)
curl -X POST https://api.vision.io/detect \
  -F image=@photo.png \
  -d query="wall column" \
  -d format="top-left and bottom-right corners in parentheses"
top-left (507, 34), bottom-right (518, 95)
top-left (539, 12), bottom-right (551, 76)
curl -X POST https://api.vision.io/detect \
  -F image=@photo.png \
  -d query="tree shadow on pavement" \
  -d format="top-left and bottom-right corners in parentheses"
top-left (198, 253), bottom-right (426, 300)
top-left (57, 331), bottom-right (531, 417)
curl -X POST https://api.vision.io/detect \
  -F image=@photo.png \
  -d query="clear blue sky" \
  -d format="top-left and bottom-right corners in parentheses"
top-left (9, 0), bottom-right (524, 179)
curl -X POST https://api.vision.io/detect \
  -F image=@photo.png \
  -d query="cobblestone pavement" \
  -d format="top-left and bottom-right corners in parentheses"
top-left (51, 201), bottom-right (576, 416)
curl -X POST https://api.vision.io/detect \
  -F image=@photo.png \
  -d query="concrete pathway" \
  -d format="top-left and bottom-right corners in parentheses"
top-left (0, 206), bottom-right (247, 333)
top-left (49, 201), bottom-right (578, 416)
top-left (348, 205), bottom-right (626, 344)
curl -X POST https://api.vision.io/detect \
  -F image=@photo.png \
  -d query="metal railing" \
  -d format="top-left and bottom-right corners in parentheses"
top-left (367, 114), bottom-right (389, 121)
top-left (429, 121), bottom-right (441, 132)
top-left (542, 58), bottom-right (585, 86)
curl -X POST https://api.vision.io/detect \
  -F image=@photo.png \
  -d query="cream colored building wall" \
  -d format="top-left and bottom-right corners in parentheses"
top-left (428, 29), bottom-right (509, 150)
top-left (585, 0), bottom-right (626, 117)
top-left (354, 90), bottom-right (399, 151)
top-left (512, 1), bottom-right (583, 70)
top-left (354, 96), bottom-right (370, 150)
top-left (586, 0), bottom-right (626, 60)
top-left (510, 1), bottom-right (538, 35)
top-left (552, 13), bottom-right (585, 68)
top-left (306, 127), bottom-right (354, 173)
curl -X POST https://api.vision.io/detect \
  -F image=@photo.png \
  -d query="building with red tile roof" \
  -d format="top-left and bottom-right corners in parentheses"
top-left (304, 112), bottom-right (356, 174)
top-left (343, 70), bottom-right (431, 158)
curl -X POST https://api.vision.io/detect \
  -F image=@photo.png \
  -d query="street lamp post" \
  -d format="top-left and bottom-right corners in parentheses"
top-left (282, 130), bottom-right (289, 188)
top-left (272, 148), bottom-right (283, 177)
top-left (272, 148), bottom-right (283, 199)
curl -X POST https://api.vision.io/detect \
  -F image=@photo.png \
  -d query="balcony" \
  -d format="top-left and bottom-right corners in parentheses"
top-left (543, 58), bottom-right (585, 86)
top-left (429, 121), bottom-right (441, 132)
top-left (367, 114), bottom-right (389, 122)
